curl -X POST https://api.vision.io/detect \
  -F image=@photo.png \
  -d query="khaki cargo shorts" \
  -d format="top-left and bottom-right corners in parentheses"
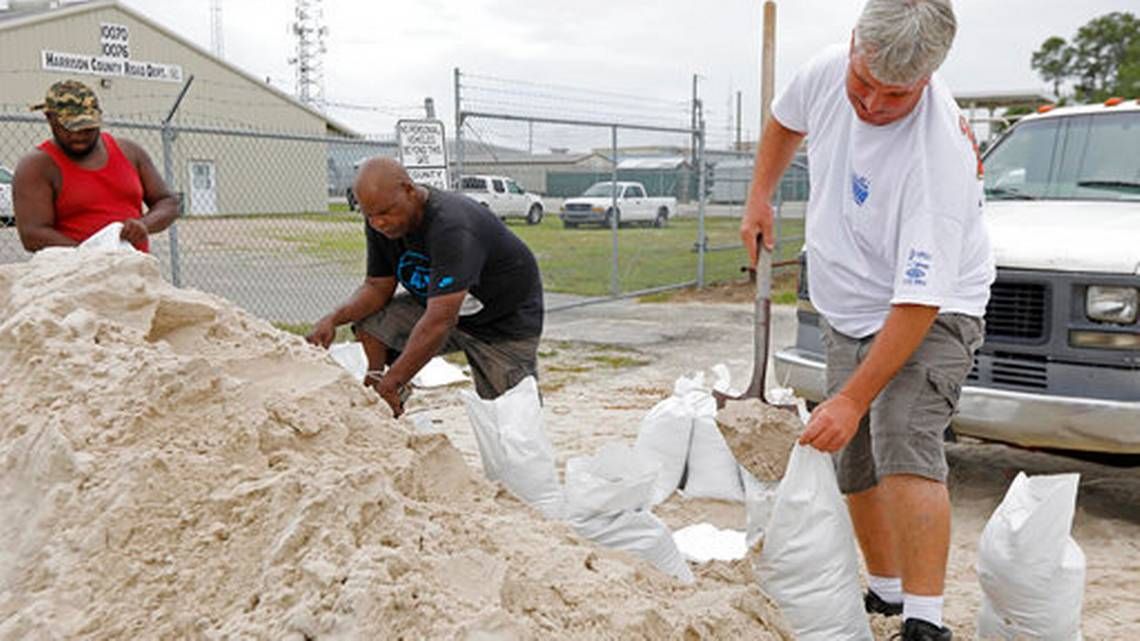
top-left (823, 314), bottom-right (984, 494)
top-left (354, 294), bottom-right (540, 400)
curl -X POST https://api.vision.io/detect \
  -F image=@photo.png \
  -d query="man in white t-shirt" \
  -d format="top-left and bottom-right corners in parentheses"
top-left (741, 1), bottom-right (993, 640)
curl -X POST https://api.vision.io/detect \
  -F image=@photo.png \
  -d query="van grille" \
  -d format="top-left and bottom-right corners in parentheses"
top-left (985, 281), bottom-right (1047, 341)
top-left (990, 351), bottom-right (1048, 389)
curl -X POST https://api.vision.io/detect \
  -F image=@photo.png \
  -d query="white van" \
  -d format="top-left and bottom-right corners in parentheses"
top-left (775, 99), bottom-right (1140, 454)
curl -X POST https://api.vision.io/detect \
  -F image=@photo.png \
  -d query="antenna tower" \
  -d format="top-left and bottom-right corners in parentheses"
top-left (287, 0), bottom-right (328, 109)
top-left (210, 0), bottom-right (224, 58)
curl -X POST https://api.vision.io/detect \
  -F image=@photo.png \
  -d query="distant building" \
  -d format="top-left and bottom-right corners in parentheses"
top-left (0, 0), bottom-right (359, 215)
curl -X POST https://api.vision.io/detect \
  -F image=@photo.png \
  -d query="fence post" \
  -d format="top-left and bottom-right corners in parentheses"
top-left (161, 75), bottom-right (194, 287)
top-left (696, 117), bottom-right (707, 288)
top-left (454, 68), bottom-right (463, 188)
top-left (610, 124), bottom-right (619, 297)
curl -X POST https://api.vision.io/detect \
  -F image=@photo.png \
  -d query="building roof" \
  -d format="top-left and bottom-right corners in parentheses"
top-left (617, 156), bottom-right (689, 170)
top-left (954, 90), bottom-right (1055, 110)
top-left (0, 0), bottom-right (360, 137)
top-left (463, 151), bottom-right (612, 166)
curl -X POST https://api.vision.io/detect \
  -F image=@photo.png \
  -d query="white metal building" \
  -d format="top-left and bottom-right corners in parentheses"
top-left (0, 0), bottom-right (359, 215)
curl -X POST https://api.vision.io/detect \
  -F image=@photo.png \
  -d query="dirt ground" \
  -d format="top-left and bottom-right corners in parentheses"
top-left (407, 295), bottom-right (1140, 640)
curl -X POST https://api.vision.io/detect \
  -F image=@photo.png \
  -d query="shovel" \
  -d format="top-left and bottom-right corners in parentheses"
top-left (712, 232), bottom-right (786, 409)
top-left (713, 232), bottom-right (802, 480)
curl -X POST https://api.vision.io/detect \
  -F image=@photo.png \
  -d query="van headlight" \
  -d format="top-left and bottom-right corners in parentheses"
top-left (1086, 286), bottom-right (1138, 324)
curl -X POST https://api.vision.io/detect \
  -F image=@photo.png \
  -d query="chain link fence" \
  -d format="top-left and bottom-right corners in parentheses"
top-left (0, 107), bottom-right (389, 325)
top-left (1, 74), bottom-right (810, 326)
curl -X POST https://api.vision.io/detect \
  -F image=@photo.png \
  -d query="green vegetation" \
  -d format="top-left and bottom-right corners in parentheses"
top-left (1032, 12), bottom-right (1139, 101)
top-left (587, 354), bottom-right (651, 368)
top-left (267, 213), bottom-right (803, 299)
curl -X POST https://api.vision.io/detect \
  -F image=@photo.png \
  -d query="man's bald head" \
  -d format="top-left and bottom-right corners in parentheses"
top-left (354, 157), bottom-right (412, 200)
top-left (353, 157), bottom-right (427, 239)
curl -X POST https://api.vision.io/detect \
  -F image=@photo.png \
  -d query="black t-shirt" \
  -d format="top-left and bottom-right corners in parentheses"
top-left (366, 187), bottom-right (544, 341)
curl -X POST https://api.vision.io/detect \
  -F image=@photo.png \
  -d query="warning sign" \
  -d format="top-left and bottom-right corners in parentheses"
top-left (396, 119), bottom-right (449, 190)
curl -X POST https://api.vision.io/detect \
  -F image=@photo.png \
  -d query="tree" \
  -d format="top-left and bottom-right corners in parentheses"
top-left (1070, 12), bottom-right (1138, 100)
top-left (1030, 12), bottom-right (1140, 101)
top-left (1031, 36), bottom-right (1073, 98)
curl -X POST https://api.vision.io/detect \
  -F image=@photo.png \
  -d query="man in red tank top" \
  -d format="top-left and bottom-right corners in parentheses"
top-left (12, 80), bottom-right (179, 253)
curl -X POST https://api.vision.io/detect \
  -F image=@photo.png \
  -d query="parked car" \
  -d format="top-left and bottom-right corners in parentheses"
top-left (0, 165), bottom-right (13, 226)
top-left (774, 99), bottom-right (1140, 454)
top-left (560, 181), bottom-right (676, 228)
top-left (459, 175), bottom-right (545, 225)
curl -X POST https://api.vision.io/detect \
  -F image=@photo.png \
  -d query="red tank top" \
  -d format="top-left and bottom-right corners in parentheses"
top-left (38, 132), bottom-right (148, 252)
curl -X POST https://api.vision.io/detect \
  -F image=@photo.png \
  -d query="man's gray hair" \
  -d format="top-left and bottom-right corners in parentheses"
top-left (854, 0), bottom-right (957, 86)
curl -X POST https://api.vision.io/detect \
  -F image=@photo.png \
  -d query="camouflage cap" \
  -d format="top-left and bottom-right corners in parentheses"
top-left (31, 80), bottom-right (103, 132)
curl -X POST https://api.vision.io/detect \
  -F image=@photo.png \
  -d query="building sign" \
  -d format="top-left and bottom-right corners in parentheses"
top-left (40, 21), bottom-right (182, 83)
top-left (396, 119), bottom-right (449, 189)
top-left (100, 22), bottom-right (130, 58)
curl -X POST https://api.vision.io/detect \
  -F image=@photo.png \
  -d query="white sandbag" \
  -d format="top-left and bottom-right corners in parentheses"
top-left (682, 387), bottom-right (745, 501)
top-left (754, 444), bottom-right (872, 641)
top-left (632, 394), bottom-right (694, 506)
top-left (412, 356), bottom-right (469, 388)
top-left (78, 222), bottom-right (135, 251)
top-left (673, 523), bottom-right (747, 562)
top-left (571, 510), bottom-right (694, 584)
top-left (564, 443), bottom-right (693, 583)
top-left (564, 442), bottom-right (659, 518)
top-left (741, 469), bottom-right (779, 551)
top-left (976, 472), bottom-right (1085, 641)
top-left (461, 377), bottom-right (564, 520)
top-left (328, 342), bottom-right (367, 382)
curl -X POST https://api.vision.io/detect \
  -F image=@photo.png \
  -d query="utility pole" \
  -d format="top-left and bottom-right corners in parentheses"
top-left (424, 97), bottom-right (436, 119)
top-left (735, 90), bottom-right (742, 151)
top-left (760, 1), bottom-right (776, 128)
top-left (288, 0), bottom-right (328, 109)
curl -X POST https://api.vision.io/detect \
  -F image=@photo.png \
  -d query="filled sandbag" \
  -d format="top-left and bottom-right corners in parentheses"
top-left (461, 377), bottom-right (565, 520)
top-left (681, 377), bottom-right (745, 501)
top-left (753, 444), bottom-right (872, 641)
top-left (977, 472), bottom-right (1085, 641)
top-left (564, 443), bottom-right (694, 583)
top-left (632, 386), bottom-right (695, 505)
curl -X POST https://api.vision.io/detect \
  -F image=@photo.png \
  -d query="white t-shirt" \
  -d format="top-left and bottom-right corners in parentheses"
top-left (772, 44), bottom-right (995, 339)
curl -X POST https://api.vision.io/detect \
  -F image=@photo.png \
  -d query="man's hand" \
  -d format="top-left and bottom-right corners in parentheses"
top-left (119, 218), bottom-right (149, 248)
top-left (305, 315), bottom-right (338, 348)
top-left (740, 198), bottom-right (776, 267)
top-left (370, 374), bottom-right (405, 418)
top-left (799, 393), bottom-right (866, 452)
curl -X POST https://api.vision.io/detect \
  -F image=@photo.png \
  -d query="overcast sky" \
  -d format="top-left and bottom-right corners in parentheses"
top-left (93, 0), bottom-right (1140, 148)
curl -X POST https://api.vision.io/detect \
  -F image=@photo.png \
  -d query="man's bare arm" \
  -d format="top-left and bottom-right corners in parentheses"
top-left (740, 118), bottom-right (805, 261)
top-left (121, 139), bottom-right (179, 233)
top-left (12, 152), bottom-right (76, 252)
top-left (801, 304), bottom-right (939, 451)
top-left (306, 277), bottom-right (397, 347)
top-left (377, 290), bottom-right (466, 403)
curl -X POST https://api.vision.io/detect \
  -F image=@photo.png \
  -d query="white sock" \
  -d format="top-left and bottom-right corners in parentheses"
top-left (868, 575), bottom-right (903, 604)
top-left (903, 593), bottom-right (944, 628)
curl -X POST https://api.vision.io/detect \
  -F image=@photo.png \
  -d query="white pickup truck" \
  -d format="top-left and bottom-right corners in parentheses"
top-left (559, 181), bottom-right (676, 229)
top-left (774, 99), bottom-right (1140, 454)
top-left (0, 166), bottom-right (13, 226)
top-left (459, 175), bottom-right (545, 225)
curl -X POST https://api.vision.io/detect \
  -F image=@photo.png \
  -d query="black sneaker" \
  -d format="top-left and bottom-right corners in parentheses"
top-left (896, 618), bottom-right (952, 641)
top-left (864, 590), bottom-right (904, 617)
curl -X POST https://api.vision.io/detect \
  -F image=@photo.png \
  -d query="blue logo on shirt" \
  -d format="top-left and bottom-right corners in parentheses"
top-left (397, 250), bottom-right (431, 298)
top-left (852, 173), bottom-right (870, 206)
top-left (438, 276), bottom-right (455, 289)
top-left (903, 248), bottom-right (932, 286)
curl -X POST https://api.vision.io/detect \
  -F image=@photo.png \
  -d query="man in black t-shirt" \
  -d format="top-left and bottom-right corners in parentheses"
top-left (307, 158), bottom-right (544, 416)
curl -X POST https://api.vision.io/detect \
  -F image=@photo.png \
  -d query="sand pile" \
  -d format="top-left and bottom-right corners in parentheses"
top-left (0, 249), bottom-right (789, 640)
